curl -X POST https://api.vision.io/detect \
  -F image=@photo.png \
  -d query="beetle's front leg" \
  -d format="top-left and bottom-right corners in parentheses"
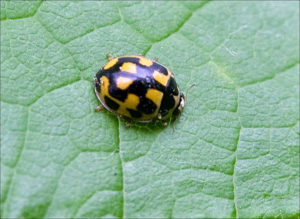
top-left (107, 54), bottom-right (114, 61)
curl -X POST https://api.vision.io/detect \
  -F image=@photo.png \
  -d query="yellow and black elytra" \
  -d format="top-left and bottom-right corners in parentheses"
top-left (94, 55), bottom-right (185, 125)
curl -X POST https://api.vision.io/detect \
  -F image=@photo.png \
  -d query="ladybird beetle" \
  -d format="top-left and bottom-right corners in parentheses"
top-left (94, 55), bottom-right (185, 125)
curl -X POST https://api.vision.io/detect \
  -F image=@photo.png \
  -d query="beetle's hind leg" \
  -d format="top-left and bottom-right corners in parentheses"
top-left (95, 105), bottom-right (104, 112)
top-left (162, 121), bottom-right (168, 127)
top-left (125, 121), bottom-right (131, 128)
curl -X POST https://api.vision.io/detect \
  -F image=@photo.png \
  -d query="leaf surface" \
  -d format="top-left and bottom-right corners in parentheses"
top-left (1, 1), bottom-right (299, 218)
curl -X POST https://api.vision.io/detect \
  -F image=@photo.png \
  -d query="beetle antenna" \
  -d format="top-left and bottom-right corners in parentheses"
top-left (185, 84), bottom-right (195, 103)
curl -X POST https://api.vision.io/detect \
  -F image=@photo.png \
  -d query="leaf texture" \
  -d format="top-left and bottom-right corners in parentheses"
top-left (1, 1), bottom-right (299, 218)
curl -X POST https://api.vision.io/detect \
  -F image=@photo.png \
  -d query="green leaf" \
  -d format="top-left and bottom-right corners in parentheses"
top-left (1, 1), bottom-right (299, 218)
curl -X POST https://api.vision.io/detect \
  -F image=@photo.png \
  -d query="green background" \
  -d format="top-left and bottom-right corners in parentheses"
top-left (1, 1), bottom-right (299, 218)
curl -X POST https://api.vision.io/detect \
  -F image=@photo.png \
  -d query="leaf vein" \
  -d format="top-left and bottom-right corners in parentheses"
top-left (240, 62), bottom-right (299, 87)
top-left (117, 119), bottom-right (125, 219)
top-left (42, 151), bottom-right (81, 218)
top-left (0, 0), bottom-right (43, 21)
top-left (233, 88), bottom-right (242, 218)
top-left (27, 78), bottom-right (82, 107)
top-left (2, 108), bottom-right (29, 217)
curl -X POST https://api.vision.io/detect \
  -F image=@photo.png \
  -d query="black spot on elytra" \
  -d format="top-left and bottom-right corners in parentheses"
top-left (137, 97), bottom-right (157, 114)
top-left (152, 62), bottom-right (169, 75)
top-left (127, 108), bottom-right (142, 118)
top-left (118, 57), bottom-right (140, 64)
top-left (159, 77), bottom-right (179, 117)
top-left (160, 95), bottom-right (175, 116)
top-left (104, 96), bottom-right (120, 110)
top-left (128, 80), bottom-right (148, 96)
top-left (109, 85), bottom-right (128, 102)
top-left (168, 77), bottom-right (179, 95)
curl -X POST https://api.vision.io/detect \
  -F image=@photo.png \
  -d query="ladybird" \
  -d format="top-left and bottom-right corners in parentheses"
top-left (94, 55), bottom-right (185, 125)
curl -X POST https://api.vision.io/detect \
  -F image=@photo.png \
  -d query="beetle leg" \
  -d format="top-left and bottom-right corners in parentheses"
top-left (107, 54), bottom-right (114, 61)
top-left (172, 122), bottom-right (176, 133)
top-left (125, 121), bottom-right (131, 128)
top-left (95, 105), bottom-right (104, 112)
top-left (157, 113), bottom-right (162, 120)
top-left (119, 116), bottom-right (131, 128)
top-left (154, 57), bottom-right (159, 62)
top-left (163, 117), bottom-right (172, 128)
